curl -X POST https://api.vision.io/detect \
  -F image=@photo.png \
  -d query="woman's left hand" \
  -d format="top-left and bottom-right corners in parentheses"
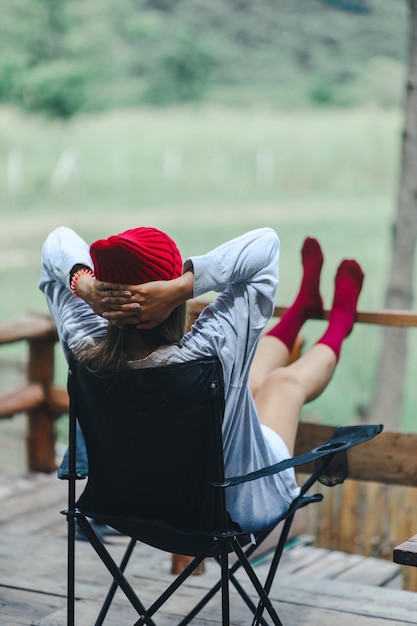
top-left (76, 274), bottom-right (138, 321)
top-left (100, 272), bottom-right (194, 329)
top-left (101, 280), bottom-right (179, 329)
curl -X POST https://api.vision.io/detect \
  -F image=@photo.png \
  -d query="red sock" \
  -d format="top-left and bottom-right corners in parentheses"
top-left (317, 259), bottom-right (364, 361)
top-left (267, 237), bottom-right (324, 351)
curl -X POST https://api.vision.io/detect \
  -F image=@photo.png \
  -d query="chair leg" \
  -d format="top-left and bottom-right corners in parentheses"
top-left (232, 539), bottom-right (283, 626)
top-left (220, 545), bottom-right (230, 626)
top-left (228, 574), bottom-right (269, 626)
top-left (249, 514), bottom-right (294, 626)
top-left (177, 537), bottom-right (272, 626)
top-left (95, 537), bottom-right (137, 626)
top-left (67, 510), bottom-right (76, 626)
top-left (177, 579), bottom-right (222, 626)
top-left (65, 467), bottom-right (78, 626)
top-left (132, 549), bottom-right (210, 626)
top-left (76, 516), bottom-right (156, 626)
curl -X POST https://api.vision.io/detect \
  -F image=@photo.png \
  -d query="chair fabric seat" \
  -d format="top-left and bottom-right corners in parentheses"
top-left (80, 513), bottom-right (245, 556)
top-left (71, 355), bottom-right (240, 554)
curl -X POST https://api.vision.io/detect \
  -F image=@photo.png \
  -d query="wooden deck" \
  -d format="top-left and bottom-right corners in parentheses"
top-left (0, 472), bottom-right (416, 626)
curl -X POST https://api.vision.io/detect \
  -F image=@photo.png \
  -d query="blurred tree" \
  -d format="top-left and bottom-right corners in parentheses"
top-left (367, 0), bottom-right (417, 430)
top-left (0, 0), bottom-right (408, 114)
top-left (0, 0), bottom-right (148, 117)
top-left (143, 34), bottom-right (216, 105)
top-left (0, 0), bottom-right (88, 117)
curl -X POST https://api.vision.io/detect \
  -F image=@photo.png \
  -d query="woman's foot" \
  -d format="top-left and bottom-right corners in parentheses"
top-left (266, 237), bottom-right (324, 351)
top-left (318, 259), bottom-right (364, 360)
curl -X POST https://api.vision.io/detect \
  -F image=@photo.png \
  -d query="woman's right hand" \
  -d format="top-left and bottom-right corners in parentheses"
top-left (99, 271), bottom-right (195, 329)
top-left (75, 274), bottom-right (138, 320)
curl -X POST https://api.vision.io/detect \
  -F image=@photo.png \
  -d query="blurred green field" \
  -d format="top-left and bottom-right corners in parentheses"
top-left (2, 104), bottom-right (416, 432)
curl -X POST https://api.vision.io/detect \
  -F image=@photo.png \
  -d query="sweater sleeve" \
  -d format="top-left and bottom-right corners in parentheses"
top-left (39, 226), bottom-right (92, 292)
top-left (183, 227), bottom-right (280, 389)
top-left (39, 227), bottom-right (107, 356)
top-left (185, 227), bottom-right (279, 302)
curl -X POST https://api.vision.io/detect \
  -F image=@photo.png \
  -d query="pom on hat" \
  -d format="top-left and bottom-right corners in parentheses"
top-left (90, 227), bottom-right (183, 284)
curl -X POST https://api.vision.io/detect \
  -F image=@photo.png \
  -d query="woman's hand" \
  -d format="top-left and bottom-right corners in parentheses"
top-left (100, 271), bottom-right (194, 329)
top-left (75, 273), bottom-right (136, 319)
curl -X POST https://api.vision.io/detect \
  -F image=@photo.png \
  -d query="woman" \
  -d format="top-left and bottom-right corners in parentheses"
top-left (40, 225), bottom-right (363, 532)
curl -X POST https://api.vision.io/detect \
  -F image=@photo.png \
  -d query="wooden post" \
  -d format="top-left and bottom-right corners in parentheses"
top-left (26, 335), bottom-right (56, 473)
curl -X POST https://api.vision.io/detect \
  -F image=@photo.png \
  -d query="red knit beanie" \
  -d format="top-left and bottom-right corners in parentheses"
top-left (90, 227), bottom-right (183, 284)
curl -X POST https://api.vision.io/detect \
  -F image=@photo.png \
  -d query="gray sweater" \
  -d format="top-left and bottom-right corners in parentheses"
top-left (40, 226), bottom-right (299, 531)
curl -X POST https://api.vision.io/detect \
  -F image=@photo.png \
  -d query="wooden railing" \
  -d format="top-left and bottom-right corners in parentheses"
top-left (0, 314), bottom-right (69, 472)
top-left (1, 305), bottom-right (417, 587)
top-left (2, 304), bottom-right (417, 473)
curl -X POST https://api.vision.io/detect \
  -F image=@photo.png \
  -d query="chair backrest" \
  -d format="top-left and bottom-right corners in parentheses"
top-left (68, 355), bottom-right (228, 547)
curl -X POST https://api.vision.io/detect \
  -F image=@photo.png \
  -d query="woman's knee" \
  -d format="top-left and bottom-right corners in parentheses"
top-left (261, 367), bottom-right (304, 401)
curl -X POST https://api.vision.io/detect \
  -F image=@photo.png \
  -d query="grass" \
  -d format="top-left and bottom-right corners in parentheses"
top-left (2, 103), bottom-right (416, 433)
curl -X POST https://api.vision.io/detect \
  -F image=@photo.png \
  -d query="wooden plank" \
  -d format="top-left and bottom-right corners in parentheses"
top-left (289, 549), bottom-right (364, 579)
top-left (0, 522), bottom-right (413, 626)
top-left (0, 533), bottom-right (67, 599)
top-left (336, 473), bottom-right (359, 550)
top-left (361, 482), bottom-right (388, 557)
top-left (0, 383), bottom-right (44, 418)
top-left (0, 315), bottom-right (57, 345)
top-left (2, 305), bottom-right (416, 351)
top-left (33, 559), bottom-right (417, 626)
top-left (27, 336), bottom-right (57, 473)
top-left (336, 555), bottom-right (402, 587)
top-left (275, 545), bottom-right (330, 574)
top-left (294, 424), bottom-right (417, 487)
top-left (268, 573), bottom-right (417, 624)
top-left (0, 586), bottom-right (64, 625)
top-left (188, 300), bottom-right (417, 328)
top-left (275, 545), bottom-right (402, 587)
top-left (35, 593), bottom-right (415, 626)
top-left (394, 534), bottom-right (417, 567)
top-left (47, 385), bottom-right (69, 415)
top-left (0, 475), bottom-right (66, 526)
top-left (275, 306), bottom-right (417, 328)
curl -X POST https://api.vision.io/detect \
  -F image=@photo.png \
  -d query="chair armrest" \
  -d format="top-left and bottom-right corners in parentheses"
top-left (213, 423), bottom-right (383, 488)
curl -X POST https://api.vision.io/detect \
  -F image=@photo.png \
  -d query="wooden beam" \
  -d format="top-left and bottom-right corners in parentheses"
top-left (188, 301), bottom-right (417, 329)
top-left (275, 306), bottom-right (417, 328)
top-left (0, 384), bottom-right (45, 418)
top-left (295, 423), bottom-right (417, 487)
top-left (47, 385), bottom-right (69, 415)
top-left (26, 335), bottom-right (56, 473)
top-left (0, 314), bottom-right (58, 346)
top-left (2, 305), bottom-right (417, 350)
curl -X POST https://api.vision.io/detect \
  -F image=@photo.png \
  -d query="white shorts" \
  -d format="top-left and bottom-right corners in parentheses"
top-left (261, 424), bottom-right (292, 460)
top-left (260, 423), bottom-right (301, 507)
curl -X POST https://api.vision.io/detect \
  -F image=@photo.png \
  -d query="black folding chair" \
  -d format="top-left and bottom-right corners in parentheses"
top-left (61, 354), bottom-right (382, 626)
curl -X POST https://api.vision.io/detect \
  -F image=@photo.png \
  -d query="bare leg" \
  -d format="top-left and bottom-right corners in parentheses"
top-left (255, 258), bottom-right (364, 455)
top-left (255, 344), bottom-right (336, 454)
top-left (249, 237), bottom-right (323, 397)
top-left (249, 336), bottom-right (290, 397)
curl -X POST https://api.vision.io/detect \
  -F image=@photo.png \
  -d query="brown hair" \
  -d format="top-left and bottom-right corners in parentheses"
top-left (74, 303), bottom-right (187, 373)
